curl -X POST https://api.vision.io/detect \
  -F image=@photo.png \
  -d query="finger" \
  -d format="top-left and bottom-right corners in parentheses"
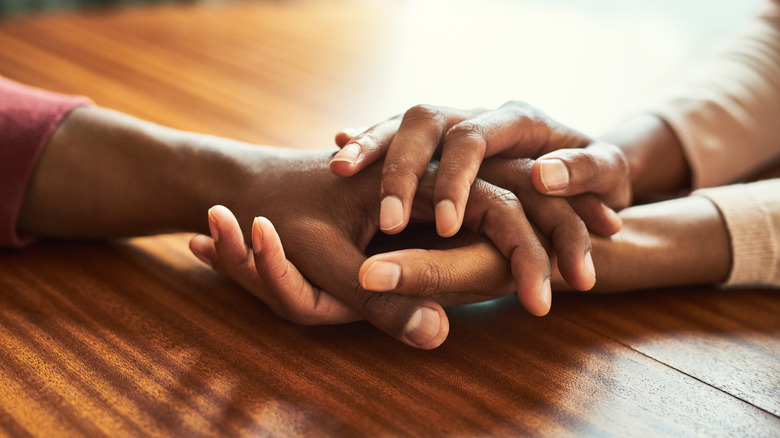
top-left (460, 180), bottom-right (552, 316)
top-left (329, 118), bottom-right (402, 177)
top-left (531, 142), bottom-right (631, 209)
top-left (433, 101), bottom-right (589, 237)
top-left (207, 207), bottom-right (360, 325)
top-left (206, 205), bottom-right (289, 318)
top-left (286, 221), bottom-right (450, 349)
top-left (378, 105), bottom-right (477, 234)
top-left (567, 195), bottom-right (623, 236)
top-left (480, 159), bottom-right (595, 292)
top-left (189, 233), bottom-right (217, 268)
top-left (251, 216), bottom-right (361, 325)
top-left (359, 238), bottom-right (514, 298)
top-left (334, 126), bottom-right (367, 147)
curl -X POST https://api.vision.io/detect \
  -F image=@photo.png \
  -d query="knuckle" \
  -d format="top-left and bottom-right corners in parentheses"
top-left (478, 186), bottom-right (523, 233)
top-left (503, 99), bottom-right (532, 111)
top-left (226, 248), bottom-right (252, 272)
top-left (556, 223), bottom-right (590, 252)
top-left (382, 161), bottom-right (419, 188)
top-left (418, 260), bottom-right (446, 296)
top-left (352, 288), bottom-right (392, 323)
top-left (403, 104), bottom-right (443, 125)
top-left (503, 99), bottom-right (543, 121)
top-left (446, 121), bottom-right (485, 141)
top-left (611, 145), bottom-right (630, 175)
top-left (505, 159), bottom-right (534, 192)
top-left (488, 185), bottom-right (521, 206)
top-left (576, 152), bottom-right (601, 183)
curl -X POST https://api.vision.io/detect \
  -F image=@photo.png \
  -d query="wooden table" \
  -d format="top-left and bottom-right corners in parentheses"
top-left (0, 1), bottom-right (778, 436)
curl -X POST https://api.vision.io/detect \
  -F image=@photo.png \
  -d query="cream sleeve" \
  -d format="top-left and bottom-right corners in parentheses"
top-left (653, 0), bottom-right (780, 189)
top-left (695, 180), bottom-right (780, 288)
top-left (651, 1), bottom-right (780, 287)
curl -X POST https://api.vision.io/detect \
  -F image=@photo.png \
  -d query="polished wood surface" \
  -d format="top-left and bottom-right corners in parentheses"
top-left (0, 1), bottom-right (778, 436)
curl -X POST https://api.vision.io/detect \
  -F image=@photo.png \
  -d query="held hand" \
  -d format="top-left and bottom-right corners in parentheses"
top-left (187, 150), bottom-right (589, 350)
top-left (190, 206), bottom-right (362, 326)
top-left (234, 152), bottom-right (565, 316)
top-left (360, 196), bottom-right (732, 299)
top-left (329, 101), bottom-right (624, 236)
top-left (358, 157), bottom-right (601, 296)
top-left (191, 207), bottom-right (521, 327)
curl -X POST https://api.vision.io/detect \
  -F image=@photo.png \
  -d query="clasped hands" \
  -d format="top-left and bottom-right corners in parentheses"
top-left (189, 101), bottom-right (632, 349)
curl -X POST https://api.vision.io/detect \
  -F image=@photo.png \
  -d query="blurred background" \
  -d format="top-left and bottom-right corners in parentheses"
top-left (0, 0), bottom-right (763, 144)
top-left (0, 0), bottom-right (197, 15)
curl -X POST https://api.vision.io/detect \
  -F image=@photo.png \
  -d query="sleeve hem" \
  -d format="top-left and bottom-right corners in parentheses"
top-left (694, 182), bottom-right (780, 287)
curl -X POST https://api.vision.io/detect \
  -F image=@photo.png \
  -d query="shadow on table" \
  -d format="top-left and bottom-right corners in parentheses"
top-left (0, 237), bottom-right (777, 435)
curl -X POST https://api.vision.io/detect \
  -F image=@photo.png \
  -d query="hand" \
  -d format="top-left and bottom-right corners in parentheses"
top-left (188, 151), bottom-right (578, 348)
top-left (190, 206), bottom-right (362, 326)
top-left (18, 106), bottom-right (564, 348)
top-left (329, 101), bottom-right (627, 237)
top-left (189, 205), bottom-right (520, 328)
top-left (193, 193), bottom-right (732, 329)
top-left (359, 195), bottom-right (731, 298)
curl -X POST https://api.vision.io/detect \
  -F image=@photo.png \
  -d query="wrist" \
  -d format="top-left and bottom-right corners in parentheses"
top-left (586, 196), bottom-right (730, 292)
top-left (18, 107), bottom-right (272, 238)
top-left (169, 134), bottom-right (302, 236)
top-left (599, 114), bottom-right (691, 202)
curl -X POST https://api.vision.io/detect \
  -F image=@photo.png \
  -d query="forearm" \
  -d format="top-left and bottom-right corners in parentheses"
top-left (17, 106), bottom-right (258, 239)
top-left (553, 195), bottom-right (731, 292)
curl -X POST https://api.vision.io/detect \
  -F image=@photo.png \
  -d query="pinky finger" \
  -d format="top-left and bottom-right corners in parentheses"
top-left (329, 117), bottom-right (402, 177)
top-left (190, 233), bottom-right (217, 268)
top-left (334, 127), bottom-right (367, 147)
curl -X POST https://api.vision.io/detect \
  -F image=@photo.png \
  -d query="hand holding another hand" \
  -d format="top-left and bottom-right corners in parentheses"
top-left (330, 100), bottom-right (631, 233)
top-left (189, 151), bottom-right (564, 348)
top-left (330, 101), bottom-right (634, 294)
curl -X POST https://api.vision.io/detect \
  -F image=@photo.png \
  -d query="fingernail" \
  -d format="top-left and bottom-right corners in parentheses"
top-left (404, 307), bottom-right (441, 347)
top-left (539, 159), bottom-right (569, 192)
top-left (541, 278), bottom-right (552, 311)
top-left (583, 251), bottom-right (596, 280)
top-left (380, 196), bottom-right (404, 231)
top-left (361, 260), bottom-right (401, 291)
top-left (207, 208), bottom-right (219, 242)
top-left (330, 143), bottom-right (361, 165)
top-left (251, 217), bottom-right (263, 252)
top-left (191, 248), bottom-right (213, 268)
top-left (435, 199), bottom-right (459, 237)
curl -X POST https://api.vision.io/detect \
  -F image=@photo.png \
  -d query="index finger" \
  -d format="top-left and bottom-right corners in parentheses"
top-left (378, 105), bottom-right (478, 234)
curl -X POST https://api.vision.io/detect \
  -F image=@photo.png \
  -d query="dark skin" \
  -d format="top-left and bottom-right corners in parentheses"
top-left (18, 106), bottom-right (598, 349)
top-left (18, 104), bottom-right (730, 349)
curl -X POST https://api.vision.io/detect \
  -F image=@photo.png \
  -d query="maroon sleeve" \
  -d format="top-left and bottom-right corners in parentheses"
top-left (0, 76), bottom-right (93, 248)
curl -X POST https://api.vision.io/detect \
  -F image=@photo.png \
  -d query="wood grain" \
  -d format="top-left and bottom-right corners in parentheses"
top-left (0, 1), bottom-right (778, 436)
